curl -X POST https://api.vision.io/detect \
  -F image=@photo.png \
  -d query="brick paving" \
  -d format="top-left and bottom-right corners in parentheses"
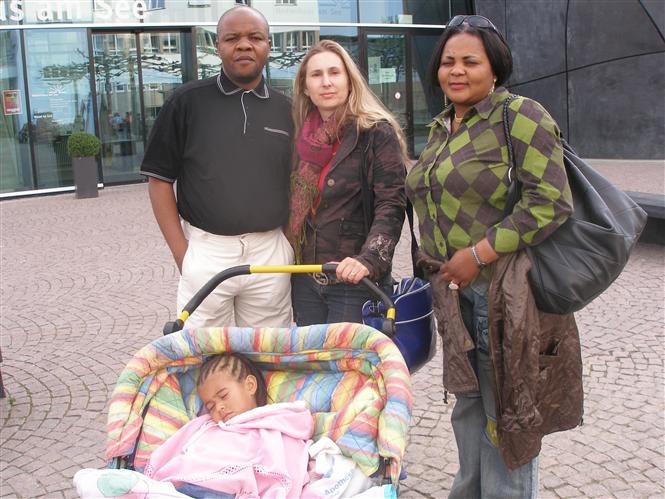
top-left (0, 183), bottom-right (663, 498)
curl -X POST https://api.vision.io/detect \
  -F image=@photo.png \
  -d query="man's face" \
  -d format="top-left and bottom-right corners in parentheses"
top-left (216, 9), bottom-right (270, 90)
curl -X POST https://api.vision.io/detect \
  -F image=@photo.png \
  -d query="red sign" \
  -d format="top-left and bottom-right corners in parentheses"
top-left (2, 90), bottom-right (21, 115)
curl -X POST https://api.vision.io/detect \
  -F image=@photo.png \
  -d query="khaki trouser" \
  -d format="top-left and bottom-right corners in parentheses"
top-left (177, 222), bottom-right (294, 329)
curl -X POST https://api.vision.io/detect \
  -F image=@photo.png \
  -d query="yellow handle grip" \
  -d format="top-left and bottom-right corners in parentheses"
top-left (248, 264), bottom-right (324, 274)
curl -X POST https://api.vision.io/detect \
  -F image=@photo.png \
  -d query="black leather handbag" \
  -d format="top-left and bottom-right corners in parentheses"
top-left (502, 96), bottom-right (647, 315)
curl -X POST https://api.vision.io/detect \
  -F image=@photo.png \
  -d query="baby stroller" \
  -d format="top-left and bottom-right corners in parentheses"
top-left (103, 264), bottom-right (414, 496)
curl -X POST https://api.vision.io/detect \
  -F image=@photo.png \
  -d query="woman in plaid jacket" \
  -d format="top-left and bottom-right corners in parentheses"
top-left (406, 15), bottom-right (582, 498)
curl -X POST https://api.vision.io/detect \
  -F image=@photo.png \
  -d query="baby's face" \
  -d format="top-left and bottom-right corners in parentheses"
top-left (198, 369), bottom-right (258, 423)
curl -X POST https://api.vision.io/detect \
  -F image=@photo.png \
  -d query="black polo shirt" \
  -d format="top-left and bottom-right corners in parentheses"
top-left (141, 71), bottom-right (293, 235)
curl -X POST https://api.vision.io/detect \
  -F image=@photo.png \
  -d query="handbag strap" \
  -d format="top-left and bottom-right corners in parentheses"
top-left (502, 94), bottom-right (522, 218)
top-left (405, 199), bottom-right (422, 278)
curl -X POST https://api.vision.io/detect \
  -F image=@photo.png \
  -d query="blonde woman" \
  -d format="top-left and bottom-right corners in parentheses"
top-left (286, 39), bottom-right (407, 325)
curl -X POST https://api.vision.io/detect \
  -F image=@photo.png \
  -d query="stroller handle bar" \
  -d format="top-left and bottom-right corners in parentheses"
top-left (163, 264), bottom-right (396, 336)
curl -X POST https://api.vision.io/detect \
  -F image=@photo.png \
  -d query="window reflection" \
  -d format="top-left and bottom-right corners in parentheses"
top-left (0, 31), bottom-right (33, 193)
top-left (195, 27), bottom-right (221, 80)
top-left (359, 0), bottom-right (450, 24)
top-left (411, 33), bottom-right (444, 157)
top-left (271, 30), bottom-right (317, 53)
top-left (267, 28), bottom-right (319, 97)
top-left (320, 28), bottom-right (359, 61)
top-left (147, 0), bottom-right (166, 9)
top-left (140, 32), bottom-right (186, 139)
top-left (367, 33), bottom-right (408, 152)
top-left (93, 33), bottom-right (139, 183)
top-left (25, 29), bottom-right (93, 189)
top-left (92, 31), bottom-right (187, 184)
top-left (359, 0), bottom-right (405, 24)
top-left (318, 0), bottom-right (358, 23)
top-left (142, 0), bottom-right (237, 23)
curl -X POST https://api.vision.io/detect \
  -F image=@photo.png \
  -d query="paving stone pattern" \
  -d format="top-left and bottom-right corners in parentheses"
top-left (0, 184), bottom-right (663, 498)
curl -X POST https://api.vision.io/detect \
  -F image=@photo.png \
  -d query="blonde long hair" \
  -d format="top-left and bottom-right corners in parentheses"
top-left (293, 40), bottom-right (408, 159)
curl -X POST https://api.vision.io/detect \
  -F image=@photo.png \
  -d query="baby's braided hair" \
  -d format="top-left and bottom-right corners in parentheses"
top-left (197, 352), bottom-right (268, 407)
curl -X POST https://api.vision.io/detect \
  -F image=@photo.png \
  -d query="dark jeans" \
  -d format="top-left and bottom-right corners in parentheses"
top-left (291, 273), bottom-right (379, 325)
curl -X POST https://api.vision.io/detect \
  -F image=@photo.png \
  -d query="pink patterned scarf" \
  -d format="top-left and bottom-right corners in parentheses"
top-left (286, 110), bottom-right (340, 262)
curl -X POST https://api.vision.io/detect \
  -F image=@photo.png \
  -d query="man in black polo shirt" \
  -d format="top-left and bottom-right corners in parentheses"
top-left (141, 6), bottom-right (294, 328)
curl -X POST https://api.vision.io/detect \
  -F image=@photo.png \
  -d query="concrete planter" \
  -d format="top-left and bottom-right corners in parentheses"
top-left (72, 156), bottom-right (99, 199)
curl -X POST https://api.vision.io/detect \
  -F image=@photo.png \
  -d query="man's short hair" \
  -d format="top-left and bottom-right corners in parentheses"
top-left (217, 5), bottom-right (270, 37)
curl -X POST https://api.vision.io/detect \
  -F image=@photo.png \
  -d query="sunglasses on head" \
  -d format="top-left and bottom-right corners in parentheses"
top-left (447, 15), bottom-right (499, 33)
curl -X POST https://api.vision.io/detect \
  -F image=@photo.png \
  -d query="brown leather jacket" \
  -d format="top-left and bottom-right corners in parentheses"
top-left (301, 121), bottom-right (406, 280)
top-left (418, 250), bottom-right (584, 470)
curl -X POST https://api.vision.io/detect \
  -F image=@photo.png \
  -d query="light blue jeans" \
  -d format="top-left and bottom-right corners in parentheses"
top-left (448, 285), bottom-right (538, 499)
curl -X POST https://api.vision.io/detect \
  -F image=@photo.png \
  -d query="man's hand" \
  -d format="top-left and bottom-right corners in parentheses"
top-left (173, 240), bottom-right (189, 274)
top-left (148, 177), bottom-right (188, 273)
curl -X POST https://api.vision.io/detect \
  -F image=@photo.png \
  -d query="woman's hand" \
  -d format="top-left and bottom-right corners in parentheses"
top-left (440, 248), bottom-right (480, 289)
top-left (440, 239), bottom-right (498, 289)
top-left (335, 257), bottom-right (370, 284)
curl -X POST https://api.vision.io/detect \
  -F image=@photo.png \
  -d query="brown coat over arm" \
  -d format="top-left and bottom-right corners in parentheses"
top-left (419, 250), bottom-right (584, 470)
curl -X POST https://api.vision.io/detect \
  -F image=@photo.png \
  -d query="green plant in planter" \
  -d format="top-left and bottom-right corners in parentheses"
top-left (67, 132), bottom-right (101, 198)
top-left (67, 131), bottom-right (101, 158)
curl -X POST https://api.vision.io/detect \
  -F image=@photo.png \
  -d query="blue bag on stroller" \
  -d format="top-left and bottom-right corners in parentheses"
top-left (362, 277), bottom-right (436, 373)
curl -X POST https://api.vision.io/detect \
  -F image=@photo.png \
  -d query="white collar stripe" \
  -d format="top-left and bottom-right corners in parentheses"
top-left (216, 72), bottom-right (269, 99)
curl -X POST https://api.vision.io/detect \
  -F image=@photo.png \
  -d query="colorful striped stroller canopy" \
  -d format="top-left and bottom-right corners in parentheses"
top-left (106, 322), bottom-right (413, 486)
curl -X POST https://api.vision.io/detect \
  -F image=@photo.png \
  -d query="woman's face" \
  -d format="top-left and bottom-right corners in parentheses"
top-left (304, 50), bottom-right (350, 120)
top-left (198, 369), bottom-right (258, 423)
top-left (438, 32), bottom-right (495, 110)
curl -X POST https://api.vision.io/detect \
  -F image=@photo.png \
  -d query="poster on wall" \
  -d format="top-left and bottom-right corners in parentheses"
top-left (368, 57), bottom-right (381, 85)
top-left (379, 68), bottom-right (397, 84)
top-left (2, 90), bottom-right (21, 115)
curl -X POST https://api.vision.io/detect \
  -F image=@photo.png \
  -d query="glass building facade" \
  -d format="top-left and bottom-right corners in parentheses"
top-left (0, 0), bottom-right (470, 197)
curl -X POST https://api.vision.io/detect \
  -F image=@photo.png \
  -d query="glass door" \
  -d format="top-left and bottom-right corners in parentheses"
top-left (363, 32), bottom-right (412, 156)
top-left (24, 29), bottom-right (93, 189)
top-left (92, 31), bottom-right (189, 184)
top-left (361, 29), bottom-right (445, 159)
top-left (410, 31), bottom-right (445, 158)
top-left (139, 32), bottom-right (188, 142)
top-left (93, 33), bottom-right (142, 183)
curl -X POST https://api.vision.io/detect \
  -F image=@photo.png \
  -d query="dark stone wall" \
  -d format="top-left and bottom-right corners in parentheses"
top-left (569, 53), bottom-right (665, 158)
top-left (512, 75), bottom-right (568, 139)
top-left (475, 0), bottom-right (665, 159)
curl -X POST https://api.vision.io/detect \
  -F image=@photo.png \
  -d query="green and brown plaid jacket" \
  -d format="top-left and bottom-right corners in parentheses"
top-left (406, 87), bottom-right (572, 263)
